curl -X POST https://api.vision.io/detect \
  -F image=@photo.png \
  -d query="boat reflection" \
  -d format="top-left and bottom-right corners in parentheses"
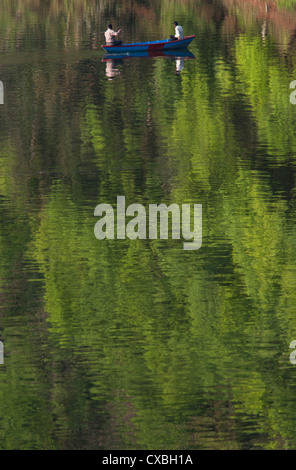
top-left (103, 49), bottom-right (195, 78)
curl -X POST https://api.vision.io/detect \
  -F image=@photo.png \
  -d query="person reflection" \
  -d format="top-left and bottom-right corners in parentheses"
top-left (261, 2), bottom-right (269, 44)
top-left (261, 19), bottom-right (267, 43)
top-left (175, 57), bottom-right (185, 74)
top-left (105, 60), bottom-right (121, 80)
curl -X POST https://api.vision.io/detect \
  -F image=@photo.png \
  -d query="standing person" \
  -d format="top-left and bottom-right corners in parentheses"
top-left (170, 21), bottom-right (184, 41)
top-left (104, 24), bottom-right (122, 46)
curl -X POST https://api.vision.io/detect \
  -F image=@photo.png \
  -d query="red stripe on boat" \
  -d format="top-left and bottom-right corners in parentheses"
top-left (147, 43), bottom-right (165, 51)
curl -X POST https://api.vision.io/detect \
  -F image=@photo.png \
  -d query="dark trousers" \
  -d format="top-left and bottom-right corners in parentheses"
top-left (107, 40), bottom-right (123, 46)
top-left (170, 36), bottom-right (178, 41)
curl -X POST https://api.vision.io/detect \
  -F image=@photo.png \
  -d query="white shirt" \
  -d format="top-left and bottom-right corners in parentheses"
top-left (175, 25), bottom-right (184, 40)
top-left (104, 28), bottom-right (120, 44)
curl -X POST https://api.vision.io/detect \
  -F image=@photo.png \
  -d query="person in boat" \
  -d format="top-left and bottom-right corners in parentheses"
top-left (170, 21), bottom-right (184, 41)
top-left (104, 24), bottom-right (123, 46)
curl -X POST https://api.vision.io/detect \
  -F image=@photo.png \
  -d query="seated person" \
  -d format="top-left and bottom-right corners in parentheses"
top-left (170, 21), bottom-right (184, 41)
top-left (104, 24), bottom-right (122, 45)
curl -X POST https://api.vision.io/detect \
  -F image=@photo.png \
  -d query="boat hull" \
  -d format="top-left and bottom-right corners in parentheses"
top-left (101, 35), bottom-right (195, 53)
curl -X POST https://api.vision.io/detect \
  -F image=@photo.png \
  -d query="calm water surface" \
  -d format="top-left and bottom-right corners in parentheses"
top-left (1, 0), bottom-right (296, 450)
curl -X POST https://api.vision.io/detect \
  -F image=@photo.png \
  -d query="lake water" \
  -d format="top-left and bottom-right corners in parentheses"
top-left (1, 0), bottom-right (296, 450)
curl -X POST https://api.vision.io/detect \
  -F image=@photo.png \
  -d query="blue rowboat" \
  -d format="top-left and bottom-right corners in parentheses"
top-left (101, 35), bottom-right (195, 54)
